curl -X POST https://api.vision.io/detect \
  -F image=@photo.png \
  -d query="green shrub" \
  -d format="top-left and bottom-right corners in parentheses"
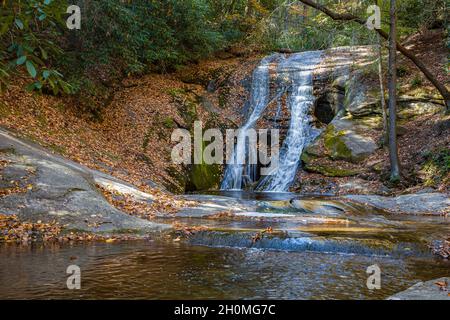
top-left (0, 0), bottom-right (73, 94)
top-left (410, 76), bottom-right (423, 87)
top-left (422, 149), bottom-right (450, 186)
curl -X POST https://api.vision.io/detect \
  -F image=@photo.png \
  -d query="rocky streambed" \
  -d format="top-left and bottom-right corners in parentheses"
top-left (1, 127), bottom-right (449, 299)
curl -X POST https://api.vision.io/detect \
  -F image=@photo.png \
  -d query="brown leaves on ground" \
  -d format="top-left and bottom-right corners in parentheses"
top-left (60, 233), bottom-right (145, 243)
top-left (0, 214), bottom-right (150, 244)
top-left (0, 160), bottom-right (29, 197)
top-left (0, 54), bottom-right (253, 194)
top-left (0, 159), bottom-right (9, 169)
top-left (0, 185), bottom-right (27, 198)
top-left (207, 210), bottom-right (236, 220)
top-left (0, 214), bottom-right (62, 243)
top-left (251, 226), bottom-right (274, 244)
top-left (172, 222), bottom-right (208, 238)
top-left (434, 280), bottom-right (448, 292)
top-left (97, 184), bottom-right (198, 220)
top-left (430, 236), bottom-right (450, 260)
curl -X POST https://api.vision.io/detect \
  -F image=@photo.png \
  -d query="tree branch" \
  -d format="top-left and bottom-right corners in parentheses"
top-left (296, 0), bottom-right (450, 109)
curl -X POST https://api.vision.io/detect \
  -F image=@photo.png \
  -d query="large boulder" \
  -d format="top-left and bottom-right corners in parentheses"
top-left (398, 100), bottom-right (445, 120)
top-left (322, 119), bottom-right (378, 163)
top-left (307, 49), bottom-right (381, 168)
top-left (344, 70), bottom-right (382, 117)
top-left (0, 128), bottom-right (170, 234)
top-left (345, 192), bottom-right (450, 215)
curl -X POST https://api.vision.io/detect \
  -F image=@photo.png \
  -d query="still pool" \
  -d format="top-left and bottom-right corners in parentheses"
top-left (0, 240), bottom-right (448, 299)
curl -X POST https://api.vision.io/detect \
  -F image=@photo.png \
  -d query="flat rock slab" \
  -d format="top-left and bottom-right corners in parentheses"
top-left (345, 193), bottom-right (450, 215)
top-left (388, 278), bottom-right (450, 300)
top-left (0, 128), bottom-right (170, 234)
top-left (173, 194), bottom-right (259, 218)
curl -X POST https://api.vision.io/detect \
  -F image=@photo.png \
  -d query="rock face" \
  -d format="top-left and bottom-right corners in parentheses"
top-left (388, 278), bottom-right (450, 300)
top-left (300, 46), bottom-right (382, 182)
top-left (0, 128), bottom-right (170, 234)
top-left (344, 70), bottom-right (381, 117)
top-left (345, 193), bottom-right (450, 215)
top-left (322, 119), bottom-right (378, 163)
top-left (298, 46), bottom-right (447, 193)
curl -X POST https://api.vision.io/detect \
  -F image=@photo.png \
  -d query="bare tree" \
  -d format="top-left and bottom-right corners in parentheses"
top-left (375, 0), bottom-right (388, 145)
top-left (387, 0), bottom-right (401, 181)
top-left (377, 35), bottom-right (389, 145)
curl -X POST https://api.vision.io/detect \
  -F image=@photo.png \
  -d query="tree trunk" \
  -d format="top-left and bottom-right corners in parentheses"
top-left (375, 0), bottom-right (388, 145)
top-left (388, 0), bottom-right (401, 181)
top-left (295, 0), bottom-right (450, 109)
top-left (377, 33), bottom-right (388, 145)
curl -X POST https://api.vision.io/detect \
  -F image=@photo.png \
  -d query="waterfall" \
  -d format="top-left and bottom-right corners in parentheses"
top-left (257, 51), bottom-right (323, 191)
top-left (221, 51), bottom-right (323, 192)
top-left (220, 54), bottom-right (278, 190)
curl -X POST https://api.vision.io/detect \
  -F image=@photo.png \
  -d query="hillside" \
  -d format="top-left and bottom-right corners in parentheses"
top-left (1, 30), bottom-right (448, 196)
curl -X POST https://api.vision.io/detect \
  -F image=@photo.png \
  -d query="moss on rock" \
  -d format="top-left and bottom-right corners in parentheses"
top-left (187, 163), bottom-right (222, 191)
top-left (303, 163), bottom-right (360, 177)
top-left (323, 125), bottom-right (353, 160)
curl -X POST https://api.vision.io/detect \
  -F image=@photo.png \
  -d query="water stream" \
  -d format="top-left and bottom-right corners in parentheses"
top-left (1, 193), bottom-right (448, 300)
top-left (0, 51), bottom-right (448, 300)
top-left (0, 238), bottom-right (447, 300)
top-left (221, 51), bottom-right (323, 192)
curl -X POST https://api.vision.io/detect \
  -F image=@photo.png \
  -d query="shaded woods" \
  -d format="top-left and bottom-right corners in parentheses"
top-left (0, 0), bottom-right (448, 184)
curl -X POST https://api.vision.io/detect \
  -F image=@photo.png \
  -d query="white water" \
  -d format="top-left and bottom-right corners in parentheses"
top-left (221, 51), bottom-right (323, 192)
top-left (257, 51), bottom-right (323, 191)
top-left (221, 54), bottom-right (277, 190)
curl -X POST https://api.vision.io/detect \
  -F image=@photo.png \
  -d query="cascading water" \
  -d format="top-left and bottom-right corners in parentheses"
top-left (257, 51), bottom-right (323, 191)
top-left (220, 54), bottom-right (278, 190)
top-left (221, 51), bottom-right (323, 192)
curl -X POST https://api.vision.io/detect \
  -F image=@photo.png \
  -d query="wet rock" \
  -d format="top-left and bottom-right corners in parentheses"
top-left (186, 163), bottom-right (222, 192)
top-left (388, 277), bottom-right (450, 300)
top-left (302, 118), bottom-right (378, 165)
top-left (291, 199), bottom-right (348, 215)
top-left (172, 194), bottom-right (259, 218)
top-left (345, 193), bottom-right (450, 215)
top-left (0, 128), bottom-right (170, 234)
top-left (314, 92), bottom-right (339, 124)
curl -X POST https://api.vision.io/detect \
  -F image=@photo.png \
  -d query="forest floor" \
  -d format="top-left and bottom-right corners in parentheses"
top-left (0, 29), bottom-right (448, 199)
top-left (296, 29), bottom-right (449, 195)
top-left (0, 53), bottom-right (260, 194)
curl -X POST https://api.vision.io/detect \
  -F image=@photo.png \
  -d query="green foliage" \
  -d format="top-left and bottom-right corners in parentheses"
top-left (63, 0), bottom-right (227, 76)
top-left (0, 0), bottom-right (446, 98)
top-left (422, 149), bottom-right (450, 187)
top-left (0, 0), bottom-right (74, 94)
top-left (0, 0), bottom-right (234, 95)
top-left (248, 0), bottom-right (447, 52)
top-left (410, 76), bottom-right (423, 87)
top-left (396, 0), bottom-right (447, 33)
top-left (247, 0), bottom-right (380, 52)
top-left (163, 117), bottom-right (176, 129)
top-left (397, 65), bottom-right (408, 77)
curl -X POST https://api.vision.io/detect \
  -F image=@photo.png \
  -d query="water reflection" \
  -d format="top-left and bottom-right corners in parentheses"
top-left (0, 241), bottom-right (448, 300)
